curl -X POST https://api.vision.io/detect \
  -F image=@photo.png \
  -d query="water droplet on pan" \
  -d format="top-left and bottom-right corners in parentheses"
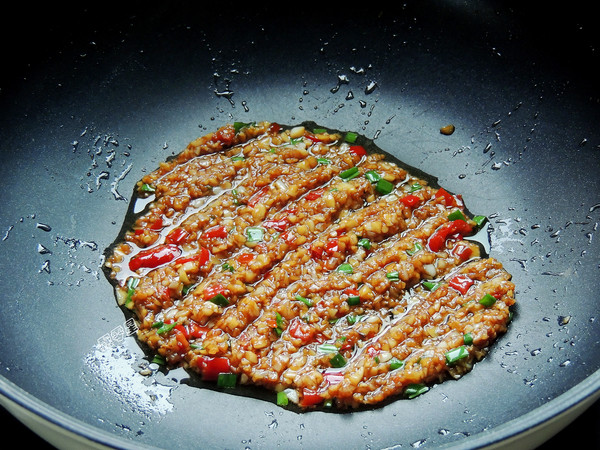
top-left (36, 223), bottom-right (52, 232)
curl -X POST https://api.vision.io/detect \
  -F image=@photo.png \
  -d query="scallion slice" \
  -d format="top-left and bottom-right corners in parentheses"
top-left (295, 294), bottom-right (312, 307)
top-left (217, 373), bottom-right (237, 388)
top-left (389, 357), bottom-right (404, 370)
top-left (386, 271), bottom-right (400, 281)
top-left (336, 263), bottom-right (353, 274)
top-left (479, 293), bottom-right (497, 307)
top-left (276, 391), bottom-right (289, 406)
top-left (445, 345), bottom-right (469, 365)
top-left (422, 281), bottom-right (441, 292)
top-left (406, 242), bottom-right (423, 256)
top-left (312, 128), bottom-right (327, 134)
top-left (473, 215), bottom-right (487, 226)
top-left (347, 295), bottom-right (360, 306)
top-left (448, 209), bottom-right (467, 221)
top-left (208, 293), bottom-right (229, 307)
top-left (347, 314), bottom-right (359, 325)
top-left (463, 332), bottom-right (474, 345)
top-left (364, 170), bottom-right (381, 183)
top-left (157, 322), bottom-right (176, 335)
top-left (330, 353), bottom-right (347, 368)
top-left (376, 178), bottom-right (394, 195)
top-left (318, 343), bottom-right (338, 353)
top-left (245, 226), bottom-right (264, 243)
top-left (358, 238), bottom-right (371, 250)
top-left (140, 183), bottom-right (155, 193)
top-left (409, 183), bottom-right (422, 192)
top-left (405, 383), bottom-right (429, 399)
top-left (317, 157), bottom-right (331, 165)
top-left (230, 156), bottom-right (245, 161)
top-left (345, 131), bottom-right (358, 143)
top-left (339, 166), bottom-right (359, 180)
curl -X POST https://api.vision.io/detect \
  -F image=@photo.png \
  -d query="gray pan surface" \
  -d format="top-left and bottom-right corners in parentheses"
top-left (1, 1), bottom-right (599, 448)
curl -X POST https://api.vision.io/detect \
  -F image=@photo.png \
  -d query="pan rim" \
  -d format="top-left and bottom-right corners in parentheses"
top-left (1, 369), bottom-right (599, 449)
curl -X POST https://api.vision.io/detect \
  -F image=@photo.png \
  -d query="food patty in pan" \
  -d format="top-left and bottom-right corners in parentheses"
top-left (103, 121), bottom-right (515, 408)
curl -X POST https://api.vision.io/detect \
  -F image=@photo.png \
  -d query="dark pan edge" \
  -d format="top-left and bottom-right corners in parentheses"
top-left (2, 368), bottom-right (599, 449)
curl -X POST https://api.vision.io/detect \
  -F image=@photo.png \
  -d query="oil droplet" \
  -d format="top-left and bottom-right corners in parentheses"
top-left (36, 223), bottom-right (52, 232)
top-left (39, 260), bottom-right (51, 274)
top-left (411, 438), bottom-right (427, 448)
top-left (365, 80), bottom-right (378, 94)
top-left (37, 244), bottom-right (52, 255)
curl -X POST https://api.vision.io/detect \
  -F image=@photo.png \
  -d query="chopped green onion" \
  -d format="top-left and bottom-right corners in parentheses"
top-left (445, 346), bottom-right (469, 365)
top-left (347, 314), bottom-right (359, 325)
top-left (389, 357), bottom-right (404, 370)
top-left (140, 183), bottom-right (155, 193)
top-left (276, 391), bottom-right (289, 406)
top-left (479, 293), bottom-right (497, 307)
top-left (386, 271), bottom-right (400, 281)
top-left (221, 262), bottom-right (235, 272)
top-left (245, 226), bottom-right (264, 243)
top-left (323, 399), bottom-right (333, 408)
top-left (409, 183), bottom-right (423, 192)
top-left (312, 127), bottom-right (327, 134)
top-left (156, 322), bottom-right (176, 335)
top-left (230, 156), bottom-right (245, 161)
top-left (317, 157), bottom-right (331, 165)
top-left (336, 263), bottom-right (353, 274)
top-left (151, 355), bottom-right (166, 365)
top-left (463, 332), bottom-right (474, 345)
top-left (364, 170), bottom-right (381, 183)
top-left (473, 215), bottom-right (487, 226)
top-left (182, 284), bottom-right (194, 296)
top-left (376, 179), bottom-right (395, 195)
top-left (422, 281), bottom-right (441, 292)
top-left (295, 294), bottom-right (313, 307)
top-left (208, 293), bottom-right (229, 306)
top-left (406, 242), bottom-right (423, 256)
top-left (125, 277), bottom-right (139, 307)
top-left (290, 137), bottom-right (304, 145)
top-left (340, 166), bottom-right (359, 180)
top-left (275, 312), bottom-right (285, 329)
top-left (347, 295), bottom-right (360, 306)
top-left (405, 383), bottom-right (429, 399)
top-left (217, 373), bottom-right (237, 388)
top-left (233, 121), bottom-right (254, 133)
top-left (318, 343), bottom-right (338, 353)
top-left (448, 209), bottom-right (467, 221)
top-left (358, 238), bottom-right (371, 250)
top-left (345, 131), bottom-right (358, 143)
top-left (330, 353), bottom-right (347, 368)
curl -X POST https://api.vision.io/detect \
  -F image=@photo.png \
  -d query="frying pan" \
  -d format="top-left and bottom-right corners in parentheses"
top-left (1, 1), bottom-right (599, 448)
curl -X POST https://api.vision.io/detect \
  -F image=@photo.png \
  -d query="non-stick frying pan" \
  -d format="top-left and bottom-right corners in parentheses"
top-left (1, 1), bottom-right (599, 448)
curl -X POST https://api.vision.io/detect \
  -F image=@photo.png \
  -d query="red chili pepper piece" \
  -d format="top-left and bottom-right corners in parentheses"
top-left (400, 194), bottom-right (421, 208)
top-left (187, 322), bottom-right (209, 339)
top-left (288, 318), bottom-right (315, 343)
top-left (448, 274), bottom-right (475, 295)
top-left (262, 218), bottom-right (291, 232)
top-left (174, 246), bottom-right (210, 267)
top-left (203, 225), bottom-right (228, 239)
top-left (268, 123), bottom-right (281, 134)
top-left (435, 187), bottom-right (457, 207)
top-left (248, 186), bottom-right (269, 207)
top-left (129, 244), bottom-right (181, 271)
top-left (197, 356), bottom-right (231, 381)
top-left (237, 252), bottom-right (255, 264)
top-left (452, 243), bottom-right (473, 261)
top-left (305, 188), bottom-right (325, 201)
top-left (305, 133), bottom-right (323, 143)
top-left (427, 220), bottom-right (473, 252)
top-left (324, 238), bottom-right (339, 255)
top-left (165, 227), bottom-right (189, 245)
top-left (323, 371), bottom-right (344, 386)
top-left (300, 388), bottom-right (323, 407)
top-left (215, 125), bottom-right (235, 146)
top-left (349, 145), bottom-right (367, 157)
top-left (202, 283), bottom-right (227, 301)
